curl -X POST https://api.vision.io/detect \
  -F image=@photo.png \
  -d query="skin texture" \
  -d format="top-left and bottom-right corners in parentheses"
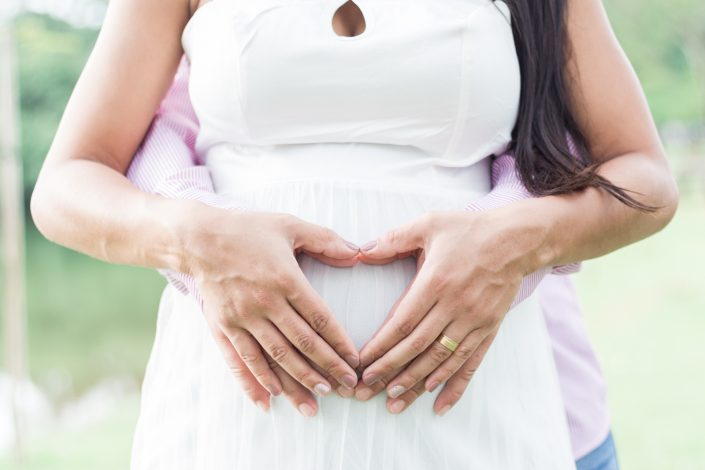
top-left (30, 0), bottom-right (679, 418)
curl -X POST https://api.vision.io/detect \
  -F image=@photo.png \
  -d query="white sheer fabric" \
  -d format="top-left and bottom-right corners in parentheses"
top-left (131, 145), bottom-right (575, 469)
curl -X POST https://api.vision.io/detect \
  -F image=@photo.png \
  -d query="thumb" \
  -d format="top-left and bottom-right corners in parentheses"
top-left (358, 217), bottom-right (426, 263)
top-left (293, 219), bottom-right (360, 266)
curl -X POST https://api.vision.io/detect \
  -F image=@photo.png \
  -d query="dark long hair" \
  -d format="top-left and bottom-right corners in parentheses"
top-left (496, 0), bottom-right (663, 212)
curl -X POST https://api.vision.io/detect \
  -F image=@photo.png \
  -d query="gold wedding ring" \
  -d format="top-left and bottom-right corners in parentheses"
top-left (437, 334), bottom-right (459, 353)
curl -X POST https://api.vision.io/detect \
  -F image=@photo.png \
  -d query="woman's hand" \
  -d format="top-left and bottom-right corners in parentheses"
top-left (354, 209), bottom-right (549, 415)
top-left (217, 336), bottom-right (355, 418)
top-left (181, 205), bottom-right (362, 400)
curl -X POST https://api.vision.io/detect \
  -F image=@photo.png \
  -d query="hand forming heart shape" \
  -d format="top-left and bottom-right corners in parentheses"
top-left (292, 208), bottom-right (541, 417)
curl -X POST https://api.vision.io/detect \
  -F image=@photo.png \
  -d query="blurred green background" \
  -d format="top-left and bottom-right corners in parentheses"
top-left (0, 0), bottom-right (704, 468)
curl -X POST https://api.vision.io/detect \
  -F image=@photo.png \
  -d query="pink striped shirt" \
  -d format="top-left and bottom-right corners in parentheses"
top-left (126, 56), bottom-right (610, 459)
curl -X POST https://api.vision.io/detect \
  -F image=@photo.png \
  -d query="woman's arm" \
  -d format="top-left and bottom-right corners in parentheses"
top-left (493, 0), bottom-right (680, 271)
top-left (30, 0), bottom-right (191, 270)
top-left (354, 0), bottom-right (679, 415)
top-left (30, 0), bottom-right (362, 409)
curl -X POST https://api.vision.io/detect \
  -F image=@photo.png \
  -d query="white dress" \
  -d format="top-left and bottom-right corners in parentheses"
top-left (131, 0), bottom-right (576, 468)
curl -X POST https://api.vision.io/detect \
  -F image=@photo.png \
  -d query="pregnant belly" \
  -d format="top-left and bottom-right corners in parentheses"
top-left (136, 151), bottom-right (575, 470)
top-left (205, 144), bottom-right (491, 347)
top-left (228, 179), bottom-right (473, 348)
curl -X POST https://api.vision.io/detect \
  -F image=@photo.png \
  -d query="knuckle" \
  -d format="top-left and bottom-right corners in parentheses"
top-left (401, 370), bottom-right (421, 386)
top-left (309, 312), bottom-right (330, 334)
top-left (217, 313), bottom-right (240, 330)
top-left (376, 373), bottom-right (395, 389)
top-left (429, 272), bottom-right (449, 290)
top-left (250, 287), bottom-right (275, 311)
top-left (239, 351), bottom-right (259, 366)
top-left (410, 337), bottom-right (427, 354)
top-left (272, 270), bottom-right (295, 291)
top-left (395, 319), bottom-right (415, 337)
top-left (295, 333), bottom-right (316, 355)
top-left (376, 362), bottom-right (396, 378)
top-left (324, 363), bottom-right (345, 379)
top-left (455, 345), bottom-right (475, 360)
top-left (227, 362), bottom-right (246, 379)
top-left (430, 342), bottom-right (452, 363)
top-left (296, 369), bottom-right (315, 387)
top-left (406, 384), bottom-right (425, 401)
top-left (267, 361), bottom-right (281, 374)
top-left (437, 366), bottom-right (456, 382)
top-left (270, 344), bottom-right (290, 364)
top-left (459, 365), bottom-right (478, 382)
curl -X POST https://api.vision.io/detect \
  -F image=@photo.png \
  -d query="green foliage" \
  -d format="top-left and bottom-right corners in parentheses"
top-left (23, 225), bottom-right (165, 401)
top-left (14, 13), bottom-right (98, 191)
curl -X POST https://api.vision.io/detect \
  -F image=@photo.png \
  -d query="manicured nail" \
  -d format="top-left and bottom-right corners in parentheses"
top-left (298, 403), bottom-right (316, 417)
top-left (389, 400), bottom-right (406, 414)
top-left (266, 383), bottom-right (282, 396)
top-left (255, 400), bottom-right (269, 412)
top-left (343, 239), bottom-right (360, 251)
top-left (362, 372), bottom-right (379, 386)
top-left (346, 354), bottom-right (360, 369)
top-left (341, 374), bottom-right (358, 389)
top-left (360, 240), bottom-right (377, 252)
top-left (388, 385), bottom-right (406, 399)
top-left (437, 405), bottom-right (451, 416)
top-left (314, 383), bottom-right (331, 396)
top-left (355, 387), bottom-right (375, 401)
top-left (426, 381), bottom-right (440, 392)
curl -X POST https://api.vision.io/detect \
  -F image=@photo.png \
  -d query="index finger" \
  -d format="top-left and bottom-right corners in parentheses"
top-left (285, 266), bottom-right (360, 370)
top-left (358, 267), bottom-right (438, 373)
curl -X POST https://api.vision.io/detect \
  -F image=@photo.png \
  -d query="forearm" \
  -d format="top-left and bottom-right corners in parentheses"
top-left (495, 151), bottom-right (679, 273)
top-left (31, 158), bottom-right (207, 273)
top-left (466, 152), bottom-right (581, 275)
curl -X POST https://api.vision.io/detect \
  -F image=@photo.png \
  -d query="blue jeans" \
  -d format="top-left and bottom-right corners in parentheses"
top-left (576, 431), bottom-right (620, 470)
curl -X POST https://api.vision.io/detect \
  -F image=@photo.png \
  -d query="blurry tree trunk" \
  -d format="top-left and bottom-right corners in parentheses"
top-left (0, 14), bottom-right (27, 466)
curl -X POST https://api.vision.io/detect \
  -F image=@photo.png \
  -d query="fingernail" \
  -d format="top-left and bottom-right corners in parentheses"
top-left (345, 354), bottom-right (360, 369)
top-left (426, 381), bottom-right (440, 392)
top-left (266, 383), bottom-right (282, 396)
top-left (255, 400), bottom-right (269, 412)
top-left (363, 372), bottom-right (379, 386)
top-left (343, 239), bottom-right (360, 251)
top-left (388, 385), bottom-right (406, 399)
top-left (360, 240), bottom-right (377, 252)
top-left (389, 400), bottom-right (406, 414)
top-left (437, 405), bottom-right (451, 416)
top-left (355, 388), bottom-right (375, 401)
top-left (298, 403), bottom-right (317, 417)
top-left (337, 385), bottom-right (355, 398)
top-left (314, 383), bottom-right (331, 396)
top-left (341, 374), bottom-right (358, 389)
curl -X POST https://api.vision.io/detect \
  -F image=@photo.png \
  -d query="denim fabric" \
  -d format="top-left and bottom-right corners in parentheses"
top-left (576, 431), bottom-right (620, 470)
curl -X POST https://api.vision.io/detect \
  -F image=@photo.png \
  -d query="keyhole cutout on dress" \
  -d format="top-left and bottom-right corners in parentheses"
top-left (331, 0), bottom-right (367, 38)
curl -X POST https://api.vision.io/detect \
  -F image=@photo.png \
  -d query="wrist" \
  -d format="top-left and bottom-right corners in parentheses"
top-left (482, 196), bottom-right (564, 275)
top-left (155, 197), bottom-right (232, 275)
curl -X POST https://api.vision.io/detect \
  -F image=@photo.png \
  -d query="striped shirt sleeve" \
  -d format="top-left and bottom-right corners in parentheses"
top-left (464, 150), bottom-right (583, 310)
top-left (126, 56), bottom-right (243, 307)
